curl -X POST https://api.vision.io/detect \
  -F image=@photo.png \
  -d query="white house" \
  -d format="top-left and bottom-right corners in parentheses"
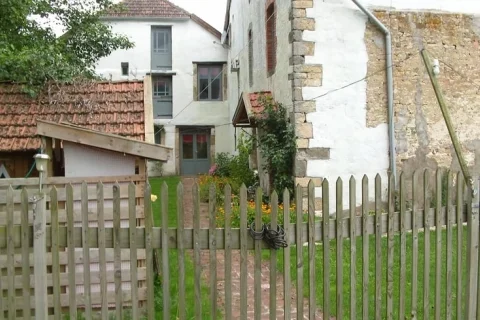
top-left (97, 0), bottom-right (232, 176)
top-left (223, 0), bottom-right (480, 210)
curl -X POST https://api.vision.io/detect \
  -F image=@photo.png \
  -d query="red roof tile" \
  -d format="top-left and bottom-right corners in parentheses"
top-left (103, 1), bottom-right (222, 39)
top-left (232, 91), bottom-right (274, 127)
top-left (105, 0), bottom-right (190, 18)
top-left (248, 91), bottom-right (273, 116)
top-left (0, 81), bottom-right (146, 152)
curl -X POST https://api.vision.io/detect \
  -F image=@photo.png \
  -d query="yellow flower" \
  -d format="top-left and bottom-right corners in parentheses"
top-left (151, 194), bottom-right (158, 202)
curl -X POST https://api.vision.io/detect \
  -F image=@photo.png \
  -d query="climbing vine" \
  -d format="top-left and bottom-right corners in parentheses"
top-left (255, 94), bottom-right (296, 198)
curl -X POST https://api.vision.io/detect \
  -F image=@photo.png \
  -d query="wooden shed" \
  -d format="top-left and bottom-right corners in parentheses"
top-left (0, 80), bottom-right (169, 316)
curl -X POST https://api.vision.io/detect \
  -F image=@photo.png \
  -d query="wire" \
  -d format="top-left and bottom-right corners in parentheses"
top-left (424, 48), bottom-right (480, 94)
top-left (299, 52), bottom-right (416, 101)
top-left (158, 43), bottom-right (417, 135)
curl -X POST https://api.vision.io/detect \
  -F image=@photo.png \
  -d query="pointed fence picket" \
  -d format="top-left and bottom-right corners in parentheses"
top-left (0, 170), bottom-right (478, 319)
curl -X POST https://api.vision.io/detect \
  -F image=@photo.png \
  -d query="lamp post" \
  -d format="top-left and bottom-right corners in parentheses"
top-left (34, 153), bottom-right (50, 192)
top-left (33, 152), bottom-right (50, 320)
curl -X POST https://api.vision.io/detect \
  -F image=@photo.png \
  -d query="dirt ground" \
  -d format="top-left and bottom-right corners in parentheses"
top-left (181, 177), bottom-right (325, 319)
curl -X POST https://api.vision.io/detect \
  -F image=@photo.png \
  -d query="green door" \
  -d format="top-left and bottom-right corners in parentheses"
top-left (180, 130), bottom-right (210, 175)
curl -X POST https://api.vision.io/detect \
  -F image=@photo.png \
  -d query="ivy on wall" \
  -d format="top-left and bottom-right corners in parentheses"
top-left (254, 95), bottom-right (296, 198)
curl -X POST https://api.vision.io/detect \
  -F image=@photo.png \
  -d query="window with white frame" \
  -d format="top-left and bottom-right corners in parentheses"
top-left (198, 64), bottom-right (223, 101)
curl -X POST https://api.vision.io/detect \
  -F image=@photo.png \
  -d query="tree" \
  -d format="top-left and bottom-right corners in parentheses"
top-left (0, 0), bottom-right (134, 94)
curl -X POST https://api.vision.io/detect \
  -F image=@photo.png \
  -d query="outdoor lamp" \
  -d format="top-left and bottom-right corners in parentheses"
top-left (34, 153), bottom-right (50, 192)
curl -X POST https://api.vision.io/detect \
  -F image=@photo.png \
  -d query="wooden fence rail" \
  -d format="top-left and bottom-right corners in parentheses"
top-left (0, 170), bottom-right (478, 319)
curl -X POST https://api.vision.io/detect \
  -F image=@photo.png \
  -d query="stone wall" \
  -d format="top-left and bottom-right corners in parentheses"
top-left (290, 0), bottom-right (325, 199)
top-left (366, 11), bottom-right (480, 176)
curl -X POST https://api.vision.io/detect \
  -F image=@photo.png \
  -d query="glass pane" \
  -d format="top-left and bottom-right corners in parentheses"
top-left (198, 67), bottom-right (209, 77)
top-left (182, 135), bottom-right (194, 159)
top-left (199, 79), bottom-right (209, 100)
top-left (153, 32), bottom-right (157, 51)
top-left (196, 134), bottom-right (208, 159)
top-left (159, 33), bottom-right (165, 51)
top-left (211, 66), bottom-right (221, 77)
top-left (154, 127), bottom-right (161, 144)
top-left (211, 78), bottom-right (221, 100)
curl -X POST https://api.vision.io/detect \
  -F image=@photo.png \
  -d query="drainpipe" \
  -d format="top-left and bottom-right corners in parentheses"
top-left (351, 0), bottom-right (397, 185)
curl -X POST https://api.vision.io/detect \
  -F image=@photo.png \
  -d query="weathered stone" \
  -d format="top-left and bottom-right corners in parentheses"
top-left (288, 72), bottom-right (307, 80)
top-left (290, 8), bottom-right (306, 19)
top-left (296, 123), bottom-right (313, 138)
top-left (295, 177), bottom-right (322, 188)
top-left (297, 147), bottom-right (330, 160)
top-left (289, 55), bottom-right (305, 66)
top-left (293, 87), bottom-right (303, 101)
top-left (294, 100), bottom-right (316, 113)
top-left (293, 41), bottom-right (315, 56)
top-left (293, 64), bottom-right (323, 73)
top-left (294, 159), bottom-right (307, 177)
top-left (292, 18), bottom-right (315, 31)
top-left (292, 0), bottom-right (313, 9)
top-left (297, 139), bottom-right (309, 148)
top-left (302, 78), bottom-right (322, 87)
top-left (307, 72), bottom-right (322, 79)
top-left (290, 112), bottom-right (306, 123)
top-left (289, 30), bottom-right (303, 43)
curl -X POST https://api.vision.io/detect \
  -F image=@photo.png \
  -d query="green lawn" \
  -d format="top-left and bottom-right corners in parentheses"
top-left (263, 226), bottom-right (468, 319)
top-left (150, 177), bottom-right (213, 320)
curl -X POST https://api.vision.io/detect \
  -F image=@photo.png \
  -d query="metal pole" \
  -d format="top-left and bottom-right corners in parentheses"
top-left (33, 192), bottom-right (48, 320)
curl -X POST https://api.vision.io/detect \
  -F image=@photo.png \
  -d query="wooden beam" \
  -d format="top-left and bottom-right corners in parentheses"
top-left (0, 174), bottom-right (146, 187)
top-left (0, 205), bottom-right (470, 250)
top-left (43, 137), bottom-right (54, 178)
top-left (143, 75), bottom-right (155, 144)
top-left (36, 120), bottom-right (171, 162)
top-left (421, 49), bottom-right (473, 193)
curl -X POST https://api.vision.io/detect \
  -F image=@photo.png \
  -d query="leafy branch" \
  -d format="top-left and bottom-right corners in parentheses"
top-left (254, 94), bottom-right (296, 198)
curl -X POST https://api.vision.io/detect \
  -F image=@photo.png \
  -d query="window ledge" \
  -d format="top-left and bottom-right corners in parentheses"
top-left (148, 70), bottom-right (177, 76)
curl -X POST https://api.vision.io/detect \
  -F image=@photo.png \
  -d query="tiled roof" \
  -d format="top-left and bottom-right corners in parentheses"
top-left (0, 81), bottom-right (146, 152)
top-left (104, 0), bottom-right (190, 18)
top-left (232, 91), bottom-right (273, 127)
top-left (248, 91), bottom-right (273, 117)
top-left (103, 0), bottom-right (222, 39)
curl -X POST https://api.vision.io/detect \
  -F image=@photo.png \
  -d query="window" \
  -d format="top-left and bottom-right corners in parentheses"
top-left (152, 28), bottom-right (170, 53)
top-left (248, 28), bottom-right (253, 87)
top-left (152, 76), bottom-right (173, 118)
top-left (121, 62), bottom-right (129, 76)
top-left (266, 2), bottom-right (276, 75)
top-left (154, 126), bottom-right (164, 144)
top-left (151, 26), bottom-right (172, 70)
top-left (198, 65), bottom-right (223, 101)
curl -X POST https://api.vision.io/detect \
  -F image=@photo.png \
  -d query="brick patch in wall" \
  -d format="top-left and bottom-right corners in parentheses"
top-left (293, 41), bottom-right (315, 56)
top-left (297, 139), bottom-right (309, 148)
top-left (297, 147), bottom-right (330, 160)
top-left (292, 0), bottom-right (313, 9)
top-left (290, 8), bottom-right (306, 19)
top-left (295, 123), bottom-right (313, 139)
top-left (292, 18), bottom-right (315, 31)
top-left (290, 0), bottom-right (325, 197)
top-left (293, 100), bottom-right (316, 113)
top-left (295, 159), bottom-right (307, 177)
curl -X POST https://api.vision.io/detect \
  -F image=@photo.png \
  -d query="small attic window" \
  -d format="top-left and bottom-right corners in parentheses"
top-left (121, 62), bottom-right (129, 76)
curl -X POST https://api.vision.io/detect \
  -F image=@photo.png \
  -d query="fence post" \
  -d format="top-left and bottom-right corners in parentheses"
top-left (465, 183), bottom-right (479, 319)
top-left (33, 192), bottom-right (48, 320)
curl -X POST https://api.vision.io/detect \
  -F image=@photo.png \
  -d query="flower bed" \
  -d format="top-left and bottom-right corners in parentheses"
top-left (216, 196), bottom-right (304, 228)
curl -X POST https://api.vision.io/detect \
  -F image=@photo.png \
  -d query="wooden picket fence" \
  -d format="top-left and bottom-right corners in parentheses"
top-left (0, 170), bottom-right (479, 319)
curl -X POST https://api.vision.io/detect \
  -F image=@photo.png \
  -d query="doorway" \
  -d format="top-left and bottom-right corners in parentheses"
top-left (180, 128), bottom-right (211, 175)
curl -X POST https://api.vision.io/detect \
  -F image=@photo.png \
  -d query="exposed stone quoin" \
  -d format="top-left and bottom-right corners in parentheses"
top-left (290, 0), bottom-right (327, 205)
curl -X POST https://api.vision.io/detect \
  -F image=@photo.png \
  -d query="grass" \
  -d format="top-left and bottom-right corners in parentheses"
top-left (150, 177), bottom-right (214, 320)
top-left (262, 226), bottom-right (468, 319)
